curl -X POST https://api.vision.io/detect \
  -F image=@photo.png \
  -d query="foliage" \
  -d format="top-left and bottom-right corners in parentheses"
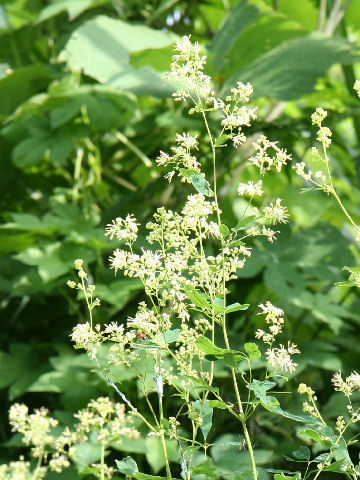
top-left (1, 1), bottom-right (360, 480)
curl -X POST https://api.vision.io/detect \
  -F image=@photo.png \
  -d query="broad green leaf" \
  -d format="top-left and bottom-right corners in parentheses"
top-left (208, 399), bottom-right (231, 410)
top-left (225, 302), bottom-right (250, 313)
top-left (163, 329), bottom-right (180, 344)
top-left (251, 380), bottom-right (313, 423)
top-left (210, 0), bottom-right (258, 70)
top-left (0, 64), bottom-right (50, 117)
top-left (179, 168), bottom-right (195, 178)
top-left (250, 379), bottom-right (276, 398)
top-left (59, 16), bottom-right (177, 96)
top-left (224, 13), bottom-right (306, 75)
top-left (183, 284), bottom-right (210, 309)
top-left (323, 459), bottom-right (347, 473)
top-left (192, 400), bottom-right (213, 440)
top-left (115, 457), bottom-right (138, 475)
top-left (190, 173), bottom-right (211, 196)
top-left (333, 437), bottom-right (353, 469)
top-left (196, 336), bottom-right (225, 356)
top-left (196, 336), bottom-right (245, 368)
top-left (274, 473), bottom-right (301, 480)
top-left (225, 33), bottom-right (359, 100)
top-left (293, 291), bottom-right (356, 334)
top-left (191, 459), bottom-right (217, 478)
top-left (72, 442), bottom-right (105, 467)
top-left (37, 0), bottom-right (108, 23)
top-left (145, 437), bottom-right (178, 474)
top-left (233, 215), bottom-right (257, 231)
top-left (292, 445), bottom-right (310, 461)
top-left (244, 342), bottom-right (261, 359)
top-left (220, 223), bottom-right (229, 238)
top-left (299, 428), bottom-right (333, 447)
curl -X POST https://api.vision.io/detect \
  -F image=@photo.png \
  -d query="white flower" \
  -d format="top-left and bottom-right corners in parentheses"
top-left (262, 198), bottom-right (289, 224)
top-left (105, 214), bottom-right (138, 244)
top-left (237, 180), bottom-right (263, 197)
top-left (311, 107), bottom-right (327, 127)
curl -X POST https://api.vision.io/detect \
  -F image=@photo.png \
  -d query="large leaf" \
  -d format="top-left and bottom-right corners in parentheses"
top-left (225, 32), bottom-right (358, 100)
top-left (223, 13), bottom-right (306, 75)
top-left (37, 0), bottom-right (108, 22)
top-left (210, 0), bottom-right (259, 70)
top-left (59, 15), bottom-right (177, 96)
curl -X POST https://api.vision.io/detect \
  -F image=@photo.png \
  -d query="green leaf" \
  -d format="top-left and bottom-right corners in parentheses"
top-left (225, 32), bottom-right (359, 100)
top-left (251, 380), bottom-right (313, 423)
top-left (72, 442), bottom-right (104, 467)
top-left (244, 342), bottom-right (261, 359)
top-left (163, 329), bottom-right (180, 344)
top-left (299, 427), bottom-right (334, 447)
top-left (220, 223), bottom-right (229, 238)
top-left (225, 302), bottom-right (249, 313)
top-left (233, 215), bottom-right (257, 231)
top-left (208, 400), bottom-right (231, 410)
top-left (190, 173), bottom-right (211, 196)
top-left (115, 456), bottom-right (138, 475)
top-left (145, 437), bottom-right (178, 474)
top-left (59, 15), bottom-right (176, 96)
top-left (210, 0), bottom-right (259, 70)
top-left (196, 336), bottom-right (225, 356)
top-left (0, 64), bottom-right (51, 117)
top-left (191, 459), bottom-right (217, 478)
top-left (333, 437), bottom-right (353, 469)
top-left (37, 0), bottom-right (108, 23)
top-left (196, 336), bottom-right (245, 368)
top-left (323, 459), bottom-right (348, 473)
top-left (292, 445), bottom-right (310, 461)
top-left (179, 168), bottom-right (195, 178)
top-left (192, 400), bottom-right (213, 440)
top-left (183, 284), bottom-right (210, 309)
top-left (274, 474), bottom-right (301, 480)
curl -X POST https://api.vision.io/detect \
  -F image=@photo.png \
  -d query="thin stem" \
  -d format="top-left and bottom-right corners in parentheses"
top-left (318, 0), bottom-right (327, 30)
top-left (199, 100), bottom-right (258, 480)
top-left (322, 140), bottom-right (360, 235)
top-left (157, 360), bottom-right (172, 480)
top-left (115, 131), bottom-right (152, 167)
top-left (100, 441), bottom-right (105, 480)
top-left (324, 0), bottom-right (353, 34)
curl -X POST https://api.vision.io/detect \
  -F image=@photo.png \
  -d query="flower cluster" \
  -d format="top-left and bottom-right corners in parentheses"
top-left (249, 135), bottom-right (291, 174)
top-left (157, 133), bottom-right (200, 183)
top-left (237, 180), bottom-right (263, 198)
top-left (259, 198), bottom-right (289, 225)
top-left (298, 383), bottom-right (323, 422)
top-left (293, 108), bottom-right (333, 194)
top-left (255, 302), bottom-right (299, 373)
top-left (105, 214), bottom-right (138, 245)
top-left (4, 398), bottom-right (138, 480)
top-left (164, 35), bottom-right (211, 102)
top-left (255, 301), bottom-right (285, 344)
top-left (265, 342), bottom-right (300, 373)
top-left (75, 397), bottom-right (139, 442)
top-left (8, 404), bottom-right (73, 476)
top-left (331, 370), bottom-right (360, 397)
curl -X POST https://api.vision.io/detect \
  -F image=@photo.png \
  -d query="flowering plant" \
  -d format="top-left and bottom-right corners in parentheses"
top-left (2, 35), bottom-right (360, 480)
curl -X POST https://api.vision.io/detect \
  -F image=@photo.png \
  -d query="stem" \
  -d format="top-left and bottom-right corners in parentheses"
top-left (158, 362), bottom-right (172, 480)
top-left (223, 319), bottom-right (258, 480)
top-left (115, 131), bottom-right (152, 167)
top-left (199, 101), bottom-right (258, 480)
top-left (324, 0), bottom-right (353, 34)
top-left (100, 441), bottom-right (105, 480)
top-left (318, 0), bottom-right (327, 30)
top-left (322, 140), bottom-right (360, 235)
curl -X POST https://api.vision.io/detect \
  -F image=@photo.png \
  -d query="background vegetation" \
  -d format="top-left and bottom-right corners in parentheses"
top-left (1, 0), bottom-right (360, 478)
